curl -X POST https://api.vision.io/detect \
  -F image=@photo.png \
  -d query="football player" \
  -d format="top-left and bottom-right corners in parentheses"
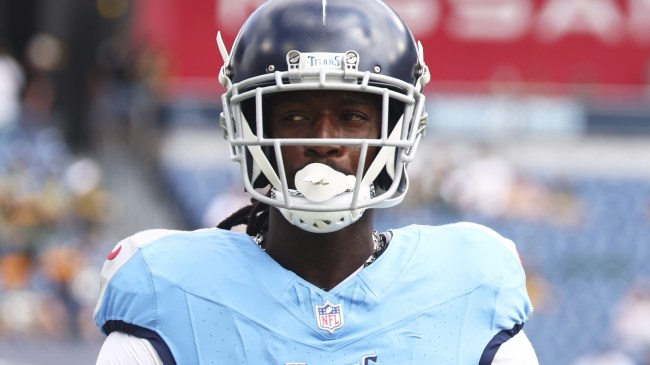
top-left (94, 0), bottom-right (538, 363)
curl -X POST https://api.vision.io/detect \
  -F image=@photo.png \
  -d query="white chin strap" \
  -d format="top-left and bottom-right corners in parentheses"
top-left (273, 163), bottom-right (373, 233)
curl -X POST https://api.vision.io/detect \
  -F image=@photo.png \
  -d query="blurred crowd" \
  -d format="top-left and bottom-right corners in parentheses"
top-left (404, 142), bottom-right (583, 227)
top-left (0, 0), bottom-right (165, 343)
top-left (0, 108), bottom-right (107, 341)
top-left (1, 48), bottom-right (108, 342)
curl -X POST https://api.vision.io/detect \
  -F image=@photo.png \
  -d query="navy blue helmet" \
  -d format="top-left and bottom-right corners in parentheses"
top-left (218, 0), bottom-right (430, 233)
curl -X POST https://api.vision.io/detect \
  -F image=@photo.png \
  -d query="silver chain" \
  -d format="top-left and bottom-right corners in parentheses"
top-left (365, 231), bottom-right (387, 267)
top-left (253, 230), bottom-right (387, 267)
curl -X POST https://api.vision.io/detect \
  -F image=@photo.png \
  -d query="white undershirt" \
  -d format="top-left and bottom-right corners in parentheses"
top-left (96, 331), bottom-right (163, 365)
top-left (96, 330), bottom-right (538, 365)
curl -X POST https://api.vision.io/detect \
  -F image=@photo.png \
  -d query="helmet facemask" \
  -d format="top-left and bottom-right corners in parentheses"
top-left (220, 51), bottom-right (428, 233)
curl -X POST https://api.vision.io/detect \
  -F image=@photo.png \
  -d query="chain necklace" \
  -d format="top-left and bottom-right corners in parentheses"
top-left (253, 230), bottom-right (388, 267)
top-left (365, 230), bottom-right (387, 267)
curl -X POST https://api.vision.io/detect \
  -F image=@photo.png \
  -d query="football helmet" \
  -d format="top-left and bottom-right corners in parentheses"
top-left (218, 0), bottom-right (429, 233)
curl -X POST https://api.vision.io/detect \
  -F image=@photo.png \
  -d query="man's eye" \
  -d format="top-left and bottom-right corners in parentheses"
top-left (341, 112), bottom-right (367, 122)
top-left (283, 114), bottom-right (308, 123)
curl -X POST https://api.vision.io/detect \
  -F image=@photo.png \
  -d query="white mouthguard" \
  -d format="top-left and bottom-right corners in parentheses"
top-left (295, 163), bottom-right (357, 203)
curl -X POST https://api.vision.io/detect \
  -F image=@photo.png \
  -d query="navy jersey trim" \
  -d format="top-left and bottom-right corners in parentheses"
top-left (479, 323), bottom-right (524, 365)
top-left (103, 320), bottom-right (176, 365)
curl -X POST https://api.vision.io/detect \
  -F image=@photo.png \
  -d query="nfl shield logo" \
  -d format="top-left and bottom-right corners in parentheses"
top-left (315, 300), bottom-right (344, 333)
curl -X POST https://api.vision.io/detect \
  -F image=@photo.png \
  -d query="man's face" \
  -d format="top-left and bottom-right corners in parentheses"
top-left (266, 90), bottom-right (382, 189)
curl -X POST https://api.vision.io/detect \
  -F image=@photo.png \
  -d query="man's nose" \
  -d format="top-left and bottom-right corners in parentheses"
top-left (306, 114), bottom-right (342, 157)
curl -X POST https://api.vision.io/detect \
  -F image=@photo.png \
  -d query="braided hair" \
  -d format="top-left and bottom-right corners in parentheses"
top-left (216, 197), bottom-right (270, 236)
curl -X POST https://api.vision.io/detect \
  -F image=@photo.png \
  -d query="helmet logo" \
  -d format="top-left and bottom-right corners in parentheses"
top-left (286, 51), bottom-right (359, 72)
top-left (307, 55), bottom-right (341, 68)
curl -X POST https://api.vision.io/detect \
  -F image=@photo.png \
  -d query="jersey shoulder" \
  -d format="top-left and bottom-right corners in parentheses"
top-left (93, 228), bottom-right (251, 332)
top-left (96, 228), bottom-right (242, 291)
top-left (388, 222), bottom-right (533, 330)
top-left (395, 221), bottom-right (521, 267)
top-left (390, 222), bottom-right (527, 297)
top-left (97, 229), bottom-right (188, 288)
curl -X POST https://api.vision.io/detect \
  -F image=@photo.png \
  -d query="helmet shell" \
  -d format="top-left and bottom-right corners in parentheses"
top-left (226, 0), bottom-right (421, 87)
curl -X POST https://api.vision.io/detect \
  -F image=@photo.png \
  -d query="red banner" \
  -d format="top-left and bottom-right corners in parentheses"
top-left (131, 0), bottom-right (650, 91)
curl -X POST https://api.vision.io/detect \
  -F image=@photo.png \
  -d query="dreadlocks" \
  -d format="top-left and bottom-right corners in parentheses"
top-left (217, 198), bottom-right (270, 237)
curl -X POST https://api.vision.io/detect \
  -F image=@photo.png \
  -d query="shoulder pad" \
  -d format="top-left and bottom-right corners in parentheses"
top-left (448, 222), bottom-right (521, 263)
top-left (93, 229), bottom-right (181, 316)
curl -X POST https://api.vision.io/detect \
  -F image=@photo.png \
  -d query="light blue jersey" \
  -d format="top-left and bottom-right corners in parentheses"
top-left (94, 223), bottom-right (533, 364)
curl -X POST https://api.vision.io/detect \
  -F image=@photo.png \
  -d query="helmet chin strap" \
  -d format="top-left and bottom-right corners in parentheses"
top-left (273, 188), bottom-right (372, 234)
top-left (272, 163), bottom-right (372, 233)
